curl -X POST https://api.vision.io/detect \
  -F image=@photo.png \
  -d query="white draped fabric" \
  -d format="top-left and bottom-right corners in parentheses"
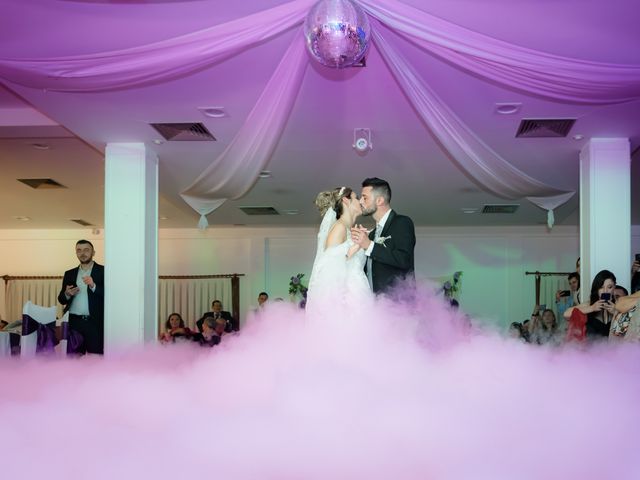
top-left (5, 279), bottom-right (62, 323)
top-left (180, 35), bottom-right (309, 228)
top-left (2, 1), bottom-right (638, 224)
top-left (158, 277), bottom-right (232, 333)
top-left (359, 0), bottom-right (640, 104)
top-left (373, 27), bottom-right (574, 207)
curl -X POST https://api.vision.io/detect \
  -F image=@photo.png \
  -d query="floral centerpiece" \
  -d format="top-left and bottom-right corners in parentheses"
top-left (442, 271), bottom-right (463, 300)
top-left (288, 273), bottom-right (308, 309)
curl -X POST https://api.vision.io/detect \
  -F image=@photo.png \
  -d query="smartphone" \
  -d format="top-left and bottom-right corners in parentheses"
top-left (600, 292), bottom-right (611, 302)
top-left (559, 290), bottom-right (571, 297)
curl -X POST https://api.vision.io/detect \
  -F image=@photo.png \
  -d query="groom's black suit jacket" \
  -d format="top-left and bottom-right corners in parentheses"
top-left (57, 262), bottom-right (104, 318)
top-left (366, 210), bottom-right (416, 294)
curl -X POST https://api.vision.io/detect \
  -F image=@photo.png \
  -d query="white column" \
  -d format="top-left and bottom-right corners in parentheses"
top-left (104, 143), bottom-right (158, 353)
top-left (579, 138), bottom-right (631, 293)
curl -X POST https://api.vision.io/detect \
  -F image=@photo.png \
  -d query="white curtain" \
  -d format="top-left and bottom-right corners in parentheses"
top-left (158, 278), bottom-right (232, 333)
top-left (5, 279), bottom-right (63, 322)
top-left (538, 275), bottom-right (570, 317)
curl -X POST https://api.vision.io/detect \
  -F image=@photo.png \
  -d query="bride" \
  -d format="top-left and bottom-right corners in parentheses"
top-left (305, 186), bottom-right (373, 317)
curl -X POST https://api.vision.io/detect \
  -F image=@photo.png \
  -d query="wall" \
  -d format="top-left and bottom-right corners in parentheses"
top-left (1, 226), bottom-right (639, 327)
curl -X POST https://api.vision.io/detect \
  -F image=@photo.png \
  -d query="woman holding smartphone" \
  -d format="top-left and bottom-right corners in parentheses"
top-left (563, 269), bottom-right (617, 341)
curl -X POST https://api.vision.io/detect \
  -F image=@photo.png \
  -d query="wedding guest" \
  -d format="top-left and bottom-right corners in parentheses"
top-left (192, 317), bottom-right (220, 348)
top-left (0, 320), bottom-right (7, 330)
top-left (159, 313), bottom-right (191, 344)
top-left (58, 239), bottom-right (104, 355)
top-left (532, 309), bottom-right (561, 346)
top-left (555, 272), bottom-right (580, 320)
top-left (564, 269), bottom-right (616, 341)
top-left (508, 322), bottom-right (525, 341)
top-left (614, 285), bottom-right (629, 303)
top-left (257, 292), bottom-right (269, 308)
top-left (197, 300), bottom-right (235, 333)
top-left (631, 257), bottom-right (640, 294)
top-left (611, 291), bottom-right (640, 341)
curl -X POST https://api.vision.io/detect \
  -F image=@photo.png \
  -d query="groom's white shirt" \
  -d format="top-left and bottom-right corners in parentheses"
top-left (365, 209), bottom-right (392, 257)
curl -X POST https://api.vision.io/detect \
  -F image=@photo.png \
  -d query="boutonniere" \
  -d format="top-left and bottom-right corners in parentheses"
top-left (375, 235), bottom-right (391, 247)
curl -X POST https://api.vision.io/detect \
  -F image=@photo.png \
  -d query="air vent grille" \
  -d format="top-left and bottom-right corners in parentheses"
top-left (18, 178), bottom-right (67, 189)
top-left (70, 219), bottom-right (94, 226)
top-left (481, 204), bottom-right (520, 214)
top-left (516, 118), bottom-right (575, 138)
top-left (150, 122), bottom-right (216, 141)
top-left (239, 206), bottom-right (280, 216)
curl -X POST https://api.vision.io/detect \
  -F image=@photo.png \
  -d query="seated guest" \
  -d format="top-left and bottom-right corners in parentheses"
top-left (192, 317), bottom-right (220, 348)
top-left (521, 319), bottom-right (532, 343)
top-left (614, 285), bottom-right (629, 303)
top-left (555, 272), bottom-right (580, 320)
top-left (197, 300), bottom-right (235, 333)
top-left (564, 269), bottom-right (617, 342)
top-left (0, 320), bottom-right (7, 330)
top-left (531, 309), bottom-right (561, 346)
top-left (631, 257), bottom-right (639, 294)
top-left (257, 292), bottom-right (269, 309)
top-left (508, 322), bottom-right (525, 341)
top-left (611, 291), bottom-right (640, 341)
top-left (159, 313), bottom-right (191, 344)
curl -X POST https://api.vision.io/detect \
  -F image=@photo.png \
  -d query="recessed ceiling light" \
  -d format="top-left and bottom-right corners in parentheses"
top-left (12, 216), bottom-right (31, 221)
top-left (573, 134), bottom-right (584, 140)
top-left (494, 103), bottom-right (522, 115)
top-left (199, 107), bottom-right (227, 118)
top-left (31, 143), bottom-right (50, 150)
top-left (282, 209), bottom-right (299, 215)
top-left (258, 170), bottom-right (272, 179)
top-left (159, 216), bottom-right (168, 220)
top-left (153, 139), bottom-right (163, 145)
top-left (461, 208), bottom-right (478, 214)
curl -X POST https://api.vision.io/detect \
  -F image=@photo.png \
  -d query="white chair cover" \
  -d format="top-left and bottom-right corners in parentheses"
top-left (21, 301), bottom-right (57, 358)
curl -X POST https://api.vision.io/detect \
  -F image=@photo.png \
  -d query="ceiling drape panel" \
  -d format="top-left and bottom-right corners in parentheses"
top-left (0, 0), bottom-right (314, 92)
top-left (180, 35), bottom-right (308, 228)
top-left (359, 0), bottom-right (640, 104)
top-left (373, 27), bottom-right (574, 215)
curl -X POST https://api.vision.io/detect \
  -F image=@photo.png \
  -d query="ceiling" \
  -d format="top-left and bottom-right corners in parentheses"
top-left (0, 0), bottom-right (639, 229)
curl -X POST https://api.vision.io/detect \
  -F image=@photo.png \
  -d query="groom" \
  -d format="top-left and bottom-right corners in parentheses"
top-left (351, 177), bottom-right (416, 294)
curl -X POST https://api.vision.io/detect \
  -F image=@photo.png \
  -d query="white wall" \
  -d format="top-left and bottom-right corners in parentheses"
top-left (2, 226), bottom-right (639, 327)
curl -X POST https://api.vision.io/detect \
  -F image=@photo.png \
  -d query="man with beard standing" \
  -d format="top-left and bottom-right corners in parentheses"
top-left (58, 239), bottom-right (104, 354)
top-left (351, 177), bottom-right (416, 294)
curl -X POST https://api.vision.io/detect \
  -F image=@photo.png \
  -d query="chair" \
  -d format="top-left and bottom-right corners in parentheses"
top-left (21, 301), bottom-right (57, 357)
top-left (0, 331), bottom-right (11, 357)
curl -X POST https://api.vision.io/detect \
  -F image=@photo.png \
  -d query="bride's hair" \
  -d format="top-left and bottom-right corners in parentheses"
top-left (315, 186), bottom-right (353, 219)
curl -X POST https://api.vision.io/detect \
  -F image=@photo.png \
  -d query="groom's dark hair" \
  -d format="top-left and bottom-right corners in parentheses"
top-left (362, 177), bottom-right (391, 204)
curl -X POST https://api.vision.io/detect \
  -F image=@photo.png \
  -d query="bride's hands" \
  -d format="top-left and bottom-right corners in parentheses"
top-left (350, 224), bottom-right (371, 249)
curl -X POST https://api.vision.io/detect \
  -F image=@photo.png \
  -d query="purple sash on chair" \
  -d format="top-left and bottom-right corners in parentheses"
top-left (61, 321), bottom-right (84, 355)
top-left (22, 314), bottom-right (58, 354)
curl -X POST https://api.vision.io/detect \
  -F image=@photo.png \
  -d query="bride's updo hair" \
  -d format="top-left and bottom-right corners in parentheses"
top-left (315, 186), bottom-right (353, 219)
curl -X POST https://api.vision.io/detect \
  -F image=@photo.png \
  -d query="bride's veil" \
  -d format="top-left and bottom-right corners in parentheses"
top-left (308, 207), bottom-right (337, 296)
top-left (312, 208), bottom-right (336, 266)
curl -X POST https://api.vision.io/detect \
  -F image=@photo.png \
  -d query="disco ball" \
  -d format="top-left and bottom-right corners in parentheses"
top-left (304, 0), bottom-right (371, 68)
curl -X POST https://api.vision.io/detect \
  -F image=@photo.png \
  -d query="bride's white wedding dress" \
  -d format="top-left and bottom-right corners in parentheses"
top-left (305, 209), bottom-right (373, 318)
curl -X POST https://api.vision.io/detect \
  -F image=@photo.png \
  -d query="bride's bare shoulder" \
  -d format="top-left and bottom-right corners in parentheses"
top-left (325, 222), bottom-right (347, 249)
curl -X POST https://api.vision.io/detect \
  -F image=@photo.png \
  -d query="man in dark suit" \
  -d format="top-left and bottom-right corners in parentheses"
top-left (196, 299), bottom-right (236, 333)
top-left (58, 239), bottom-right (104, 354)
top-left (352, 177), bottom-right (416, 294)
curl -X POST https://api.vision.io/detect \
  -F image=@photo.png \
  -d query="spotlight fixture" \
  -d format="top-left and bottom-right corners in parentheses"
top-left (12, 216), bottom-right (31, 221)
top-left (573, 134), bottom-right (584, 141)
top-left (353, 128), bottom-right (372, 153)
top-left (258, 170), bottom-right (272, 179)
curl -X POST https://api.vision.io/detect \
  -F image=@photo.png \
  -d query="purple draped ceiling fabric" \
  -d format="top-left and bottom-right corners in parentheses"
top-left (359, 0), bottom-right (640, 105)
top-left (180, 35), bottom-right (308, 228)
top-left (373, 26), bottom-right (574, 217)
top-left (2, 1), bottom-right (638, 224)
top-left (0, 0), bottom-right (315, 92)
